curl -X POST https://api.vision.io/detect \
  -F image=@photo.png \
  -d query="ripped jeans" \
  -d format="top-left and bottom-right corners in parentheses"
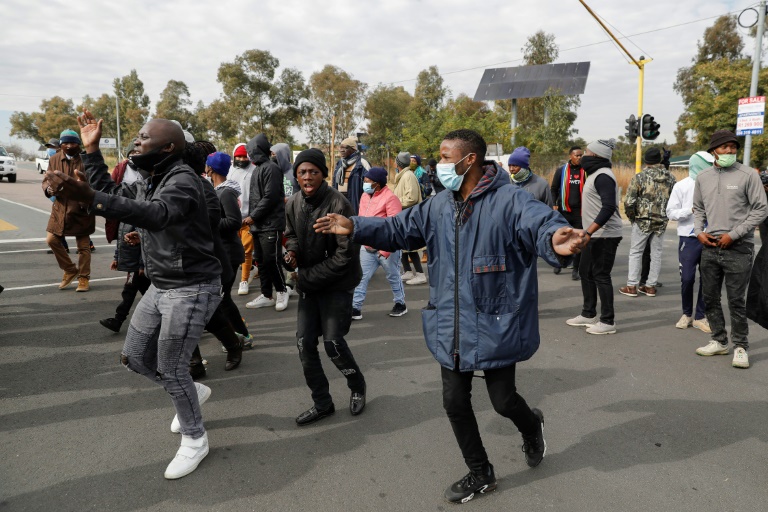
top-left (296, 290), bottom-right (365, 410)
top-left (121, 280), bottom-right (222, 439)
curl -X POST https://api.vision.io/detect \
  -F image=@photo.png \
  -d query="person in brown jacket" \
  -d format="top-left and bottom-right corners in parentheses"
top-left (42, 129), bottom-right (96, 291)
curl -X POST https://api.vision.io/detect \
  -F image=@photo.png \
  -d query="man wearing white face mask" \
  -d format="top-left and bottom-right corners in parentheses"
top-left (313, 129), bottom-right (587, 504)
top-left (693, 130), bottom-right (768, 369)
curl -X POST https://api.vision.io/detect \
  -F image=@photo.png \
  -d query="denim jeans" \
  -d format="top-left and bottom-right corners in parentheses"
top-left (441, 364), bottom-right (539, 473)
top-left (700, 244), bottom-right (754, 349)
top-left (353, 248), bottom-right (405, 310)
top-left (121, 280), bottom-right (222, 439)
top-left (627, 224), bottom-right (663, 287)
top-left (579, 237), bottom-right (622, 324)
top-left (296, 290), bottom-right (365, 410)
top-left (678, 236), bottom-right (706, 320)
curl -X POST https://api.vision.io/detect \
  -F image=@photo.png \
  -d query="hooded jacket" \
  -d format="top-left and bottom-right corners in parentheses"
top-left (285, 181), bottom-right (362, 293)
top-left (84, 150), bottom-right (221, 289)
top-left (623, 165), bottom-right (677, 235)
top-left (227, 142), bottom-right (255, 219)
top-left (215, 180), bottom-right (245, 267)
top-left (271, 142), bottom-right (299, 197)
top-left (351, 161), bottom-right (568, 371)
top-left (247, 134), bottom-right (285, 232)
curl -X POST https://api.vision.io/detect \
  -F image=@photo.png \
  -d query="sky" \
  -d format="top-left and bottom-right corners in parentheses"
top-left (0, 0), bottom-right (758, 154)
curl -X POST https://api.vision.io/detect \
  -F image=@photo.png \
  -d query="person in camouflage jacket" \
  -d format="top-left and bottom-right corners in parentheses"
top-left (619, 147), bottom-right (677, 297)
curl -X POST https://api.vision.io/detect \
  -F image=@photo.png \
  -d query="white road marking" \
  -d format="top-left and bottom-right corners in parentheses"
top-left (3, 276), bottom-right (124, 291)
top-left (0, 196), bottom-right (105, 232)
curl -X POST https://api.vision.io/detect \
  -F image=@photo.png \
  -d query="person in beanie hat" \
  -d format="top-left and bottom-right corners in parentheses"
top-left (393, 151), bottom-right (426, 284)
top-left (333, 136), bottom-right (370, 214)
top-left (567, 138), bottom-right (623, 334)
top-left (351, 166), bottom-right (407, 320)
top-left (42, 128), bottom-right (95, 292)
top-left (284, 148), bottom-right (367, 426)
top-left (693, 129), bottom-right (768, 368)
top-left (205, 152), bottom-right (231, 177)
top-left (618, 146), bottom-right (676, 300)
top-left (229, 142), bottom-right (257, 296)
top-left (507, 146), bottom-right (553, 206)
top-left (666, 151), bottom-right (715, 332)
top-left (551, 146), bottom-right (586, 280)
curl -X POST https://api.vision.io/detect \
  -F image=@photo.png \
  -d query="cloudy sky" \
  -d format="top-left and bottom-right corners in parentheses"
top-left (0, 0), bottom-right (757, 152)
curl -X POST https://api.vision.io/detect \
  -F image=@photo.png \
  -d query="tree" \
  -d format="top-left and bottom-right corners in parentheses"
top-left (400, 66), bottom-right (450, 158)
top-left (307, 65), bottom-right (367, 152)
top-left (364, 85), bottom-right (413, 162)
top-left (10, 96), bottom-right (78, 143)
top-left (79, 93), bottom-right (117, 139)
top-left (155, 80), bottom-right (194, 132)
top-left (523, 30), bottom-right (559, 65)
top-left (114, 70), bottom-right (151, 140)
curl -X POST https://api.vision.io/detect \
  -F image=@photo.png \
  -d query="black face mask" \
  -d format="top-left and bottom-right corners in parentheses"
top-left (64, 146), bottom-right (81, 157)
top-left (129, 146), bottom-right (169, 171)
top-left (580, 155), bottom-right (610, 173)
top-left (233, 160), bottom-right (250, 169)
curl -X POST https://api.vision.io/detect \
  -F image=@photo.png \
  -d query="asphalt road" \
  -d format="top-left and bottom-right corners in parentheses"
top-left (1, 161), bottom-right (767, 511)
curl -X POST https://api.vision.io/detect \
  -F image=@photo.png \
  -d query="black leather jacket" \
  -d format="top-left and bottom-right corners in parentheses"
top-left (84, 150), bottom-right (222, 289)
top-left (285, 181), bottom-right (361, 293)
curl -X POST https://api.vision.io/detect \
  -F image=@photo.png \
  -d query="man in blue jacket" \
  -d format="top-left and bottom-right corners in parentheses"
top-left (314, 129), bottom-right (587, 504)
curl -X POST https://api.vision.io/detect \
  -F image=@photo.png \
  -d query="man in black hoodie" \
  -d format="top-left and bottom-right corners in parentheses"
top-left (284, 148), bottom-right (366, 426)
top-left (244, 134), bottom-right (289, 312)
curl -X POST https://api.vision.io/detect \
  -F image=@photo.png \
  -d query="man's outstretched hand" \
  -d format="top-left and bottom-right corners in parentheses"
top-left (77, 109), bottom-right (104, 153)
top-left (552, 226), bottom-right (588, 256)
top-left (45, 169), bottom-right (95, 204)
top-left (314, 213), bottom-right (353, 235)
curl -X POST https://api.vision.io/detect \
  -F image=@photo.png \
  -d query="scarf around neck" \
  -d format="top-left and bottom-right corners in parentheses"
top-left (511, 167), bottom-right (532, 183)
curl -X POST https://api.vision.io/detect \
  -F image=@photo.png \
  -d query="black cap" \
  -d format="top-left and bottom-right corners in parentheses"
top-left (45, 138), bottom-right (60, 148)
top-left (643, 147), bottom-right (662, 165)
top-left (707, 130), bottom-right (739, 153)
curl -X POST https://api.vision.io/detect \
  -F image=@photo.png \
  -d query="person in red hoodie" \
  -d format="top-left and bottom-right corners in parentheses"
top-left (351, 167), bottom-right (407, 320)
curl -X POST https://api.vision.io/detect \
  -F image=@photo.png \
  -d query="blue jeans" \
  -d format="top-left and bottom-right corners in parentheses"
top-left (121, 280), bottom-right (222, 439)
top-left (678, 236), bottom-right (705, 320)
top-left (352, 248), bottom-right (405, 310)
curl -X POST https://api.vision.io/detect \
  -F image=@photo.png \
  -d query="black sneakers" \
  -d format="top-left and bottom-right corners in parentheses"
top-left (444, 463), bottom-right (497, 504)
top-left (388, 302), bottom-right (408, 317)
top-left (522, 408), bottom-right (546, 467)
top-left (351, 309), bottom-right (363, 321)
top-left (99, 317), bottom-right (123, 333)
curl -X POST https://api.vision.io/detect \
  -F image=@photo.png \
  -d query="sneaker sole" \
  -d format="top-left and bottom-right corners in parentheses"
top-left (638, 290), bottom-right (656, 297)
top-left (619, 290), bottom-right (638, 297)
top-left (164, 445), bottom-right (209, 480)
top-left (238, 290), bottom-right (249, 295)
top-left (692, 324), bottom-right (712, 333)
top-left (389, 310), bottom-right (408, 317)
top-left (732, 362), bottom-right (750, 368)
top-left (586, 328), bottom-right (616, 335)
top-left (446, 484), bottom-right (498, 505)
top-left (351, 316), bottom-right (363, 321)
top-left (566, 320), bottom-right (598, 327)
top-left (245, 303), bottom-right (275, 309)
top-left (696, 350), bottom-right (729, 356)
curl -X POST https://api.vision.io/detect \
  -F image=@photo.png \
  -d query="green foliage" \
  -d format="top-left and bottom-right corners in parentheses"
top-left (114, 70), bottom-right (151, 141)
top-left (307, 65), bottom-right (367, 151)
top-left (364, 85), bottom-right (413, 162)
top-left (10, 96), bottom-right (78, 143)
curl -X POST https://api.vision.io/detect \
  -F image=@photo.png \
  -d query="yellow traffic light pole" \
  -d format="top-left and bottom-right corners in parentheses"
top-left (579, 0), bottom-right (650, 173)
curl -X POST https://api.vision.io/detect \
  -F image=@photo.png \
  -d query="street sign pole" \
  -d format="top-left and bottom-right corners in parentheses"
top-left (744, 0), bottom-right (766, 168)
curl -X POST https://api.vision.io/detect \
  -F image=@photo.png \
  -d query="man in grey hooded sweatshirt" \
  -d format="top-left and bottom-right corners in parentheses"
top-left (693, 130), bottom-right (768, 369)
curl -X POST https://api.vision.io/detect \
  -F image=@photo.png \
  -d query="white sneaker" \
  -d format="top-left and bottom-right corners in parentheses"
top-left (732, 347), bottom-right (750, 368)
top-left (675, 314), bottom-right (692, 329)
top-left (692, 318), bottom-right (712, 333)
top-left (275, 291), bottom-right (289, 312)
top-left (238, 281), bottom-right (249, 295)
top-left (696, 340), bottom-right (729, 356)
top-left (586, 321), bottom-right (617, 335)
top-left (247, 265), bottom-right (257, 284)
top-left (401, 271), bottom-right (415, 281)
top-left (286, 285), bottom-right (299, 297)
top-left (164, 433), bottom-right (209, 479)
top-left (171, 382), bottom-right (211, 433)
top-left (566, 315), bottom-right (598, 327)
top-left (245, 294), bottom-right (275, 309)
top-left (406, 273), bottom-right (427, 285)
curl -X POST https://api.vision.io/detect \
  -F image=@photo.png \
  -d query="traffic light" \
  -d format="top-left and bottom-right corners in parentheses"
top-left (641, 114), bottom-right (660, 140)
top-left (625, 114), bottom-right (638, 145)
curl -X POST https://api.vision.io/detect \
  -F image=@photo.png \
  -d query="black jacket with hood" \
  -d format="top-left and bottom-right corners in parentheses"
top-left (285, 181), bottom-right (362, 293)
top-left (247, 134), bottom-right (286, 232)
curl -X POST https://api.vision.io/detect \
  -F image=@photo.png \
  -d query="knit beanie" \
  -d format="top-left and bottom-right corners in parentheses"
top-left (233, 144), bottom-right (248, 158)
top-left (206, 152), bottom-right (232, 177)
top-left (364, 167), bottom-right (388, 186)
top-left (508, 146), bottom-right (531, 168)
top-left (396, 152), bottom-right (411, 169)
top-left (59, 129), bottom-right (81, 145)
top-left (688, 151), bottom-right (715, 181)
top-left (643, 147), bottom-right (662, 165)
top-left (586, 138), bottom-right (615, 160)
top-left (707, 130), bottom-right (739, 152)
top-left (411, 154), bottom-right (422, 166)
top-left (293, 148), bottom-right (328, 177)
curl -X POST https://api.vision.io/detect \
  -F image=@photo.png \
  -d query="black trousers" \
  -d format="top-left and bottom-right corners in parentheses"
top-left (218, 263), bottom-right (249, 335)
top-left (560, 210), bottom-right (583, 272)
top-left (114, 271), bottom-right (152, 322)
top-left (401, 251), bottom-right (423, 273)
top-left (253, 230), bottom-right (286, 297)
top-left (579, 237), bottom-right (622, 324)
top-left (442, 364), bottom-right (539, 473)
top-left (296, 290), bottom-right (365, 410)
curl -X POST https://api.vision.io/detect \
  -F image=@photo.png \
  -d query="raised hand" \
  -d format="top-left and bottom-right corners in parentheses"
top-left (552, 226), bottom-right (588, 256)
top-left (313, 213), bottom-right (354, 235)
top-left (45, 169), bottom-right (95, 203)
top-left (77, 109), bottom-right (103, 153)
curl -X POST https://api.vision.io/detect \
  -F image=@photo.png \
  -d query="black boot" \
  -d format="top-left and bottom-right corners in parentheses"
top-left (99, 317), bottom-right (123, 333)
top-left (189, 345), bottom-right (206, 380)
top-left (210, 326), bottom-right (243, 372)
top-left (225, 336), bottom-right (244, 371)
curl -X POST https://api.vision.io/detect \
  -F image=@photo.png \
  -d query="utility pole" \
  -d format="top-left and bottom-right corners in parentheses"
top-left (579, 0), bottom-right (650, 174)
top-left (744, 0), bottom-right (766, 168)
top-left (510, 98), bottom-right (518, 147)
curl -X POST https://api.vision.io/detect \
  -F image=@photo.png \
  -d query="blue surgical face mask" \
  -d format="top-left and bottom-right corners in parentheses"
top-left (47, 148), bottom-right (56, 157)
top-left (436, 153), bottom-right (473, 192)
top-left (363, 182), bottom-right (375, 194)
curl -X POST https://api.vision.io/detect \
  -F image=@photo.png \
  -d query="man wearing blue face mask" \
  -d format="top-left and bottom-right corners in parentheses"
top-left (313, 129), bottom-right (588, 504)
top-left (693, 130), bottom-right (768, 369)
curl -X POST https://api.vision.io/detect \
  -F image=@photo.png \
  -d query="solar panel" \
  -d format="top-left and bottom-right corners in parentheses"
top-left (473, 62), bottom-right (591, 101)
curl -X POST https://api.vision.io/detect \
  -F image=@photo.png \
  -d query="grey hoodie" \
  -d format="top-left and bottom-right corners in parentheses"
top-left (270, 143), bottom-right (299, 196)
top-left (693, 160), bottom-right (768, 242)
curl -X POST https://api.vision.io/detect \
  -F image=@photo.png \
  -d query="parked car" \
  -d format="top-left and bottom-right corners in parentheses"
top-left (0, 146), bottom-right (17, 182)
top-left (36, 152), bottom-right (50, 174)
